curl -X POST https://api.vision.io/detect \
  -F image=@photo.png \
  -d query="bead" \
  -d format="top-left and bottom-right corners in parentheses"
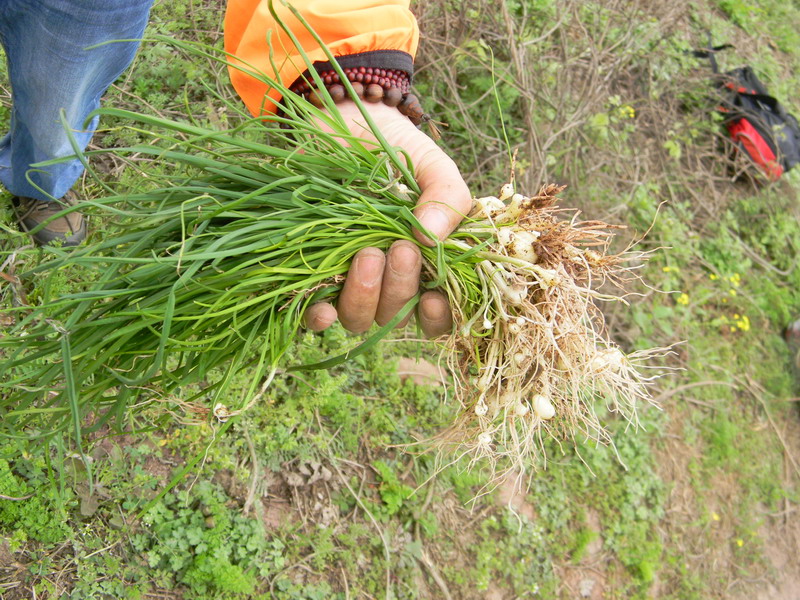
top-left (406, 102), bottom-right (424, 120)
top-left (350, 82), bottom-right (364, 98)
top-left (288, 67), bottom-right (423, 125)
top-left (329, 83), bottom-right (346, 103)
top-left (397, 94), bottom-right (418, 115)
top-left (383, 87), bottom-right (402, 107)
top-left (365, 83), bottom-right (384, 102)
top-left (308, 91), bottom-right (324, 108)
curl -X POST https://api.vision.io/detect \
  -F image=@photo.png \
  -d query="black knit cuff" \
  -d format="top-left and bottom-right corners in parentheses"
top-left (292, 50), bottom-right (414, 87)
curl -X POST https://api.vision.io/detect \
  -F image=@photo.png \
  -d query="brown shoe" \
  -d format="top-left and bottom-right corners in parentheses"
top-left (12, 192), bottom-right (87, 246)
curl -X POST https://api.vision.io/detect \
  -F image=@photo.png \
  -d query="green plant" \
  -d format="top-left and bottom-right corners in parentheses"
top-left (0, 445), bottom-right (73, 544)
top-left (472, 511), bottom-right (555, 595)
top-left (1, 27), bottom-right (660, 486)
top-left (131, 480), bottom-right (272, 596)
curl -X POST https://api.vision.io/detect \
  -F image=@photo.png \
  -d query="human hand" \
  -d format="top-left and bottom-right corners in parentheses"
top-left (303, 99), bottom-right (472, 337)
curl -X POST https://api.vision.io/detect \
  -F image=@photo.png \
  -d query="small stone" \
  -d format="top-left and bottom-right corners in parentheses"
top-left (285, 472), bottom-right (305, 487)
top-left (579, 578), bottom-right (595, 598)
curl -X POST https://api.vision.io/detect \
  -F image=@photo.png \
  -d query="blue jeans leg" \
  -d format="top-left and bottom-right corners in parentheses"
top-left (0, 0), bottom-right (154, 202)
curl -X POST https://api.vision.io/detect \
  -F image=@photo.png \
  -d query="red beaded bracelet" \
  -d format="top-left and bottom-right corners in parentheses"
top-left (288, 67), bottom-right (432, 130)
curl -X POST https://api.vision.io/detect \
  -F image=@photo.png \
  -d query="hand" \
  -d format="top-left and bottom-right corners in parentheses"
top-left (303, 100), bottom-right (472, 337)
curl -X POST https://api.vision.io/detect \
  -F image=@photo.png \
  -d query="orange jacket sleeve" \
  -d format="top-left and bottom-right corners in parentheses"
top-left (224, 0), bottom-right (419, 116)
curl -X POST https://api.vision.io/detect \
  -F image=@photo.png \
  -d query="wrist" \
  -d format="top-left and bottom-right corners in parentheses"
top-left (288, 66), bottom-right (429, 128)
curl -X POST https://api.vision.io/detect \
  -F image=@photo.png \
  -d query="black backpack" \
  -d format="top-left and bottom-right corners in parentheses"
top-left (695, 41), bottom-right (800, 181)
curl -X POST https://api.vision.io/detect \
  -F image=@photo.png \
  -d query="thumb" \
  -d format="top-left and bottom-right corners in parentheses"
top-left (411, 144), bottom-right (472, 246)
top-left (336, 101), bottom-right (472, 244)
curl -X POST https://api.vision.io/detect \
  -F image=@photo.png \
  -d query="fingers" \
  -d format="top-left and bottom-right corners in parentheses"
top-left (338, 241), bottom-right (421, 333)
top-left (305, 242), bottom-right (451, 337)
top-left (304, 101), bottom-right (467, 336)
top-left (375, 240), bottom-right (421, 328)
top-left (419, 290), bottom-right (452, 338)
top-left (303, 302), bottom-right (338, 331)
top-left (336, 247), bottom-right (385, 333)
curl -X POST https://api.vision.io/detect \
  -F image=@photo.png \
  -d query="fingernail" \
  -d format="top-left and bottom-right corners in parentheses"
top-left (355, 251), bottom-right (384, 285)
top-left (388, 241), bottom-right (420, 276)
top-left (419, 208), bottom-right (450, 242)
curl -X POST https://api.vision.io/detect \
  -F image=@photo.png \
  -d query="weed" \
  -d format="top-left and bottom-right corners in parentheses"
top-left (2, 1), bottom-right (800, 598)
top-left (132, 480), bottom-right (272, 597)
top-left (0, 443), bottom-right (73, 544)
top-left (472, 510), bottom-right (555, 595)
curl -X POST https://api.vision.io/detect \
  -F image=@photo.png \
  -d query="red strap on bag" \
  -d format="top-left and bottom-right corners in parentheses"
top-left (726, 118), bottom-right (784, 181)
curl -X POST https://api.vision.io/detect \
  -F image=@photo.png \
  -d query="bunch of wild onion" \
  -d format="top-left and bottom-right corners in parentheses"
top-left (0, 104), bottom-right (445, 443)
top-left (0, 42), bottom-right (659, 472)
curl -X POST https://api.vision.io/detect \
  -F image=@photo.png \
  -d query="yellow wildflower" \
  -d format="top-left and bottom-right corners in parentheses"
top-left (728, 273), bottom-right (741, 287)
top-left (712, 512), bottom-right (720, 521)
top-left (736, 538), bottom-right (744, 547)
top-left (729, 289), bottom-right (737, 296)
top-left (676, 293), bottom-right (689, 305)
top-left (735, 315), bottom-right (751, 332)
top-left (709, 273), bottom-right (719, 280)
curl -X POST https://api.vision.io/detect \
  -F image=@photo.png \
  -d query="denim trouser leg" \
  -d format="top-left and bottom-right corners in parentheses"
top-left (0, 0), bottom-right (154, 202)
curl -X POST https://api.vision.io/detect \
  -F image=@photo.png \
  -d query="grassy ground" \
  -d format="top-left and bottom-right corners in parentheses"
top-left (1, 0), bottom-right (800, 598)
